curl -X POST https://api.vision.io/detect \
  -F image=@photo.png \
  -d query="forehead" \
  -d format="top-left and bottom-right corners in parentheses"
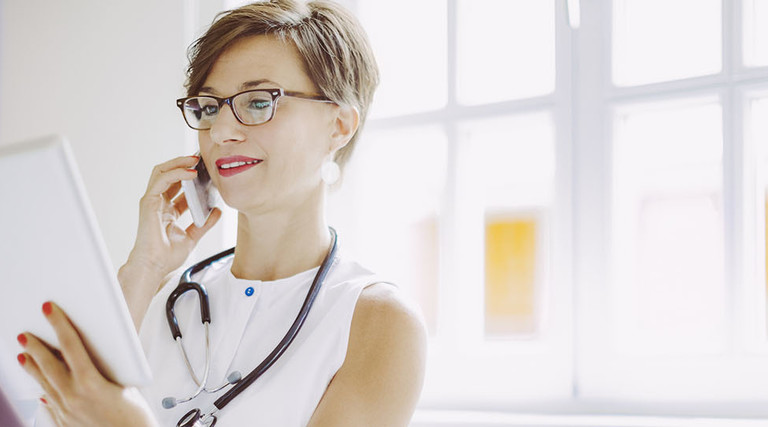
top-left (201, 34), bottom-right (314, 95)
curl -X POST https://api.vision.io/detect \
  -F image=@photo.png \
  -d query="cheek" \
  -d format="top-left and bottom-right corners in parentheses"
top-left (261, 116), bottom-right (330, 174)
top-left (197, 132), bottom-right (213, 154)
top-left (264, 139), bottom-right (323, 186)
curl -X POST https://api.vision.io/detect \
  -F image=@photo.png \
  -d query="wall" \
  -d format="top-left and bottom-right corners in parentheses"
top-left (0, 0), bottom-right (225, 269)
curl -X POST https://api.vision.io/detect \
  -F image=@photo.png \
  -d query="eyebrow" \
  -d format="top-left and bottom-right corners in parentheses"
top-left (198, 79), bottom-right (282, 95)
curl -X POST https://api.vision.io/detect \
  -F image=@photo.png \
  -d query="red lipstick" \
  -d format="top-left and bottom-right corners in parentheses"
top-left (215, 155), bottom-right (263, 177)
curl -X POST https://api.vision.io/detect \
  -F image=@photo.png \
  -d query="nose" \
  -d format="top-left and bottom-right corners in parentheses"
top-left (208, 103), bottom-right (246, 145)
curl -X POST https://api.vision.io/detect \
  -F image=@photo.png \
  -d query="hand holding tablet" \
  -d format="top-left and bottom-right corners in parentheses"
top-left (16, 302), bottom-right (159, 427)
top-left (0, 135), bottom-right (153, 419)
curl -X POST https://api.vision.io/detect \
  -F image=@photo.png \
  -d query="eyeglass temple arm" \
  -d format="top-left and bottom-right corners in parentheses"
top-left (283, 91), bottom-right (335, 103)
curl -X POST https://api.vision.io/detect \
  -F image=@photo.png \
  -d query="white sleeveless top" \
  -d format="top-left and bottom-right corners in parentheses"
top-left (137, 251), bottom-right (380, 426)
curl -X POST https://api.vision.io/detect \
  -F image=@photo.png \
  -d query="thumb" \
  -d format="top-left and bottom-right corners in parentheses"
top-left (186, 207), bottom-right (222, 243)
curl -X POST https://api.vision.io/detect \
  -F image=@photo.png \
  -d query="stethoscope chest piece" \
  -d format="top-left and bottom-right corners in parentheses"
top-left (178, 408), bottom-right (217, 427)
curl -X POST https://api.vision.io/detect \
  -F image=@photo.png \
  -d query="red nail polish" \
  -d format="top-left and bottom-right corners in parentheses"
top-left (17, 353), bottom-right (26, 366)
top-left (189, 155), bottom-right (200, 160)
top-left (42, 302), bottom-right (52, 316)
top-left (40, 397), bottom-right (47, 404)
top-left (17, 334), bottom-right (27, 347)
top-left (187, 168), bottom-right (197, 173)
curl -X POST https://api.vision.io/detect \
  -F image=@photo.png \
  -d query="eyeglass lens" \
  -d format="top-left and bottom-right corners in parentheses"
top-left (182, 91), bottom-right (275, 130)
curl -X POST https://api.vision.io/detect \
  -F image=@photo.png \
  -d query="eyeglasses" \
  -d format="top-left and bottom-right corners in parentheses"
top-left (176, 88), bottom-right (334, 130)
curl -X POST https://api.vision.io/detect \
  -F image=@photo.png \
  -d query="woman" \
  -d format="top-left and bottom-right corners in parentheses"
top-left (16, 1), bottom-right (427, 425)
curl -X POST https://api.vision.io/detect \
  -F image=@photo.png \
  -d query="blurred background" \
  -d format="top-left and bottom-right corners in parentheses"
top-left (2, 0), bottom-right (768, 425)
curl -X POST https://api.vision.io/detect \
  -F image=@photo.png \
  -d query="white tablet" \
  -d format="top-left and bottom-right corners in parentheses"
top-left (0, 135), bottom-right (152, 399)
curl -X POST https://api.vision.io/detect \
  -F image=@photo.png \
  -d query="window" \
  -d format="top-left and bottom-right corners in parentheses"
top-left (746, 90), bottom-right (768, 349)
top-left (358, 0), bottom-right (447, 117)
top-left (198, 0), bottom-right (768, 420)
top-left (333, 0), bottom-right (573, 407)
top-left (744, 0), bottom-right (768, 67)
top-left (459, 113), bottom-right (555, 338)
top-left (340, 0), bottom-right (768, 418)
top-left (328, 125), bottom-right (447, 334)
top-left (576, 0), bottom-right (768, 408)
top-left (611, 0), bottom-right (722, 86)
top-left (456, 0), bottom-right (555, 104)
top-left (611, 99), bottom-right (726, 356)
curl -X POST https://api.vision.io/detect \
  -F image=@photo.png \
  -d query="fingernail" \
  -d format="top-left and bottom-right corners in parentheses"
top-left (189, 155), bottom-right (200, 160)
top-left (17, 334), bottom-right (27, 347)
top-left (187, 168), bottom-right (198, 173)
top-left (17, 353), bottom-right (26, 366)
top-left (40, 397), bottom-right (47, 404)
top-left (42, 302), bottom-right (52, 316)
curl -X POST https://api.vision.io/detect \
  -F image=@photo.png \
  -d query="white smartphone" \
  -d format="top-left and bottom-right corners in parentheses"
top-left (181, 155), bottom-right (217, 227)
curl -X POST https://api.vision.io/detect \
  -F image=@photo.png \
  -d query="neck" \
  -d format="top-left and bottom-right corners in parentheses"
top-left (229, 189), bottom-right (331, 282)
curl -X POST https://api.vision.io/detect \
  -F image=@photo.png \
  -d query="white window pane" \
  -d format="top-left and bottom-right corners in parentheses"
top-left (328, 126), bottom-right (446, 334)
top-left (456, 0), bottom-right (555, 105)
top-left (460, 113), bottom-right (555, 337)
top-left (744, 0), bottom-right (768, 67)
top-left (357, 1), bottom-right (447, 118)
top-left (756, 98), bottom-right (768, 162)
top-left (612, 100), bottom-right (727, 355)
top-left (612, 0), bottom-right (722, 86)
top-left (752, 97), bottom-right (768, 334)
top-left (461, 114), bottom-right (556, 207)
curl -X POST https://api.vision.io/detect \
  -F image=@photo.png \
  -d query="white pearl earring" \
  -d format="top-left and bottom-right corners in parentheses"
top-left (321, 159), bottom-right (340, 185)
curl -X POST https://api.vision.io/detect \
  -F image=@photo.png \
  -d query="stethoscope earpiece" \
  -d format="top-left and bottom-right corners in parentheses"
top-left (226, 371), bottom-right (242, 384)
top-left (161, 370), bottom-right (242, 409)
top-left (162, 397), bottom-right (177, 409)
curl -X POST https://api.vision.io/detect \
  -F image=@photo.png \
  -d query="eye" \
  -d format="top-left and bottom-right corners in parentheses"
top-left (248, 100), bottom-right (271, 110)
top-left (201, 104), bottom-right (219, 116)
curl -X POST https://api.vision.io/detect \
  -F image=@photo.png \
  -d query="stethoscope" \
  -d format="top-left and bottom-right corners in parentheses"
top-left (163, 227), bottom-right (338, 427)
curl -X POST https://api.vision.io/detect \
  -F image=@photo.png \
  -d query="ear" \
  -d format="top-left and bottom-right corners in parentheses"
top-left (329, 105), bottom-right (360, 152)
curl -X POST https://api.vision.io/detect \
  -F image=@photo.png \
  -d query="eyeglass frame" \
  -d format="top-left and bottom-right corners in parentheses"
top-left (175, 88), bottom-right (336, 130)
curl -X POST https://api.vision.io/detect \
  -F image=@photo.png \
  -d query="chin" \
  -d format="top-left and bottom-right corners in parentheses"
top-left (219, 190), bottom-right (274, 215)
top-left (217, 190), bottom-right (253, 210)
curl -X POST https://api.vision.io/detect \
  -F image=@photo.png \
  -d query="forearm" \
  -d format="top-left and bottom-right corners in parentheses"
top-left (117, 259), bottom-right (168, 332)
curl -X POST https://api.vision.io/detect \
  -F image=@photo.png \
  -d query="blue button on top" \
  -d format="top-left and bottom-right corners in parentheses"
top-left (245, 286), bottom-right (255, 297)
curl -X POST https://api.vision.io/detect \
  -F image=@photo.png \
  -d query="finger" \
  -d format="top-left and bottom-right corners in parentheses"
top-left (145, 155), bottom-right (200, 196)
top-left (146, 168), bottom-right (198, 199)
top-left (18, 355), bottom-right (63, 407)
top-left (16, 350), bottom-right (63, 405)
top-left (166, 221), bottom-right (189, 246)
top-left (185, 207), bottom-right (222, 242)
top-left (42, 302), bottom-right (101, 382)
top-left (22, 333), bottom-right (65, 362)
top-left (152, 155), bottom-right (200, 176)
top-left (172, 192), bottom-right (189, 217)
top-left (162, 181), bottom-right (182, 203)
top-left (161, 199), bottom-right (182, 225)
top-left (43, 402), bottom-right (65, 427)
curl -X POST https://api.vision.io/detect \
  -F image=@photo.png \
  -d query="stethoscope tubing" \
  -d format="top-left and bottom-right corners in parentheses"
top-left (213, 228), bottom-right (338, 410)
top-left (166, 247), bottom-right (235, 340)
top-left (165, 227), bottom-right (338, 424)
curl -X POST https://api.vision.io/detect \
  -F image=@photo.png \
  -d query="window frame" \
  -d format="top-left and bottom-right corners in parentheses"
top-left (193, 0), bottom-right (768, 420)
top-left (574, 0), bottom-right (768, 415)
top-left (348, 0), bottom-right (576, 408)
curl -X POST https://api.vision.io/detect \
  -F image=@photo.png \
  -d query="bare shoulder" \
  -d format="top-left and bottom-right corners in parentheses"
top-left (348, 282), bottom-right (427, 382)
top-left (307, 282), bottom-right (427, 427)
top-left (354, 282), bottom-right (426, 337)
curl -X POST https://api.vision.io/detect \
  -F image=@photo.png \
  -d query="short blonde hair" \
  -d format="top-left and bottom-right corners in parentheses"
top-left (185, 0), bottom-right (379, 169)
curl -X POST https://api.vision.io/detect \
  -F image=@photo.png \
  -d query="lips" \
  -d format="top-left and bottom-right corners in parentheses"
top-left (215, 155), bottom-right (263, 178)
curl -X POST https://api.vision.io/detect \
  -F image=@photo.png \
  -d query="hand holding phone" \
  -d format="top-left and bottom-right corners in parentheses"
top-left (181, 155), bottom-right (217, 227)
